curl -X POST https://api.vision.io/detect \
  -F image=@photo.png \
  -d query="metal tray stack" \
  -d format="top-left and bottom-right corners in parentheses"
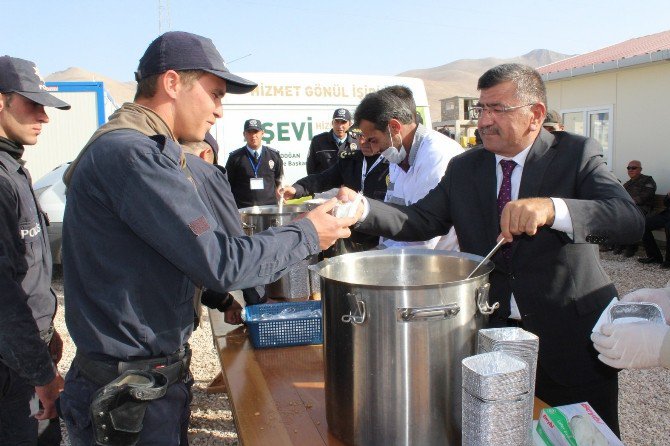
top-left (477, 327), bottom-right (539, 445)
top-left (609, 302), bottom-right (665, 324)
top-left (462, 351), bottom-right (530, 445)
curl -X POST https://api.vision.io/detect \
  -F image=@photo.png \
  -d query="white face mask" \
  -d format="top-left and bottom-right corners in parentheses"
top-left (381, 127), bottom-right (406, 164)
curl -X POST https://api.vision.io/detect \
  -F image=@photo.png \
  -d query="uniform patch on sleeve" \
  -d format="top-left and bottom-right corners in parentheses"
top-left (188, 216), bottom-right (211, 236)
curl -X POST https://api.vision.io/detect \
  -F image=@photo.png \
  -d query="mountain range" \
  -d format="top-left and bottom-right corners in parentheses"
top-left (46, 49), bottom-right (573, 122)
top-left (399, 49), bottom-right (572, 121)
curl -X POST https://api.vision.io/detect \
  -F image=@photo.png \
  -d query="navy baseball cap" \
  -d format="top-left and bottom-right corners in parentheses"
top-left (204, 132), bottom-right (219, 163)
top-left (243, 119), bottom-right (263, 132)
top-left (135, 31), bottom-right (257, 94)
top-left (333, 108), bottom-right (352, 121)
top-left (0, 56), bottom-right (70, 110)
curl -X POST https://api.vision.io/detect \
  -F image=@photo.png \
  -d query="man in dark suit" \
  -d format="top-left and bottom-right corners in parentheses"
top-left (340, 63), bottom-right (644, 434)
top-left (306, 108), bottom-right (357, 174)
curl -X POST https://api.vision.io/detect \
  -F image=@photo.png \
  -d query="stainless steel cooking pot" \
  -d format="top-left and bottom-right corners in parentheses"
top-left (238, 204), bottom-right (319, 300)
top-left (309, 249), bottom-right (496, 445)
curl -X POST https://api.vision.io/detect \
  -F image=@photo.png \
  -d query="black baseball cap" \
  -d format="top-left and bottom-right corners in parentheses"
top-left (0, 56), bottom-right (70, 110)
top-left (135, 31), bottom-right (257, 94)
top-left (544, 109), bottom-right (562, 126)
top-left (333, 108), bottom-right (352, 121)
top-left (244, 119), bottom-right (263, 132)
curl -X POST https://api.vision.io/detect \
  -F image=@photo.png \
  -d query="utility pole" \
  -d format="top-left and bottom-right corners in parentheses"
top-left (158, 0), bottom-right (171, 34)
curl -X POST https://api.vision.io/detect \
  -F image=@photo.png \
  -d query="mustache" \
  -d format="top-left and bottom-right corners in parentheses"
top-left (478, 126), bottom-right (499, 136)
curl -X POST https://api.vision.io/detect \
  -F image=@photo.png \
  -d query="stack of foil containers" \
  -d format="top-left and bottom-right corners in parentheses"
top-left (475, 327), bottom-right (540, 445)
top-left (461, 351), bottom-right (530, 445)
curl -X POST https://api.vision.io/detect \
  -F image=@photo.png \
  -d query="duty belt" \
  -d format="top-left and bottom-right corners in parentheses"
top-left (72, 345), bottom-right (191, 388)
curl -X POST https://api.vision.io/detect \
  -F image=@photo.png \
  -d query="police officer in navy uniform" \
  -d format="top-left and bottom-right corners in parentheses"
top-left (59, 32), bottom-right (355, 446)
top-left (280, 131), bottom-right (389, 252)
top-left (225, 119), bottom-right (284, 208)
top-left (182, 133), bottom-right (265, 327)
top-left (306, 108), bottom-right (356, 174)
top-left (0, 56), bottom-right (70, 445)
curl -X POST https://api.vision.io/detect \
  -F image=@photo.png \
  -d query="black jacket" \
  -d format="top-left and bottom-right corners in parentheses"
top-left (306, 130), bottom-right (357, 175)
top-left (294, 151), bottom-right (388, 201)
top-left (294, 151), bottom-right (389, 250)
top-left (0, 145), bottom-right (56, 386)
top-left (225, 146), bottom-right (284, 209)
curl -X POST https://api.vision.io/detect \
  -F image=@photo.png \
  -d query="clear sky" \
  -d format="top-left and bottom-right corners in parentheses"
top-left (2, 0), bottom-right (670, 81)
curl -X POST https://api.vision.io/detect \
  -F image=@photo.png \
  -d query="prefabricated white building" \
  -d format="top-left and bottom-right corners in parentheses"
top-left (539, 30), bottom-right (670, 192)
top-left (23, 81), bottom-right (118, 182)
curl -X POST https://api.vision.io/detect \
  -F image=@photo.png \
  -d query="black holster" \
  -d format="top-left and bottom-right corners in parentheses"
top-left (73, 346), bottom-right (191, 446)
top-left (90, 370), bottom-right (168, 446)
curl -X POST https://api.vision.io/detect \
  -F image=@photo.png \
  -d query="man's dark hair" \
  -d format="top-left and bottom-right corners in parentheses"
top-left (379, 85), bottom-right (416, 111)
top-left (477, 63), bottom-right (547, 105)
top-left (354, 85), bottom-right (415, 131)
top-left (134, 69), bottom-right (205, 100)
top-left (380, 85), bottom-right (419, 125)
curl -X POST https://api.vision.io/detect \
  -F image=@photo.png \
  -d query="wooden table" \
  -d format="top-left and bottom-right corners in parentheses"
top-left (208, 309), bottom-right (549, 446)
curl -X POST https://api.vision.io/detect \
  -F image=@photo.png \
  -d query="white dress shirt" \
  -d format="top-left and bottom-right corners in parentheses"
top-left (496, 145), bottom-right (573, 319)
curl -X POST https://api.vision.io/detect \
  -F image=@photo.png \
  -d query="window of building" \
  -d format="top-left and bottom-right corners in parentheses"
top-left (560, 106), bottom-right (613, 168)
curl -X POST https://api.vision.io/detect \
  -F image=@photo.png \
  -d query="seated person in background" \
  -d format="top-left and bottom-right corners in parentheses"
top-left (542, 109), bottom-right (564, 132)
top-left (225, 119), bottom-right (284, 208)
top-left (638, 192), bottom-right (670, 268)
top-left (183, 134), bottom-right (266, 325)
top-left (614, 160), bottom-right (655, 257)
top-left (279, 130), bottom-right (389, 252)
top-left (592, 286), bottom-right (670, 369)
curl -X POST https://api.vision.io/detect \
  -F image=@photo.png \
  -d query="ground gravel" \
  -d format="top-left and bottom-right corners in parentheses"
top-left (51, 248), bottom-right (670, 445)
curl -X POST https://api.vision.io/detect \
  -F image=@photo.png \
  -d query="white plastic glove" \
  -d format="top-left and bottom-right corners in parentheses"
top-left (569, 415), bottom-right (608, 446)
top-left (621, 287), bottom-right (670, 324)
top-left (591, 322), bottom-right (669, 369)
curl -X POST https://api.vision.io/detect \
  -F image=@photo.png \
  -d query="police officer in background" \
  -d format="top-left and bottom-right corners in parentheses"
top-left (225, 119), bottom-right (284, 208)
top-left (0, 56), bottom-right (70, 445)
top-left (306, 108), bottom-right (356, 174)
top-left (59, 31), bottom-right (355, 445)
top-left (182, 133), bottom-right (266, 327)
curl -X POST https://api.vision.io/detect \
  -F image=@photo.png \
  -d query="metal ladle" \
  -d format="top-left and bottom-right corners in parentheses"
top-left (277, 177), bottom-right (285, 213)
top-left (466, 237), bottom-right (507, 279)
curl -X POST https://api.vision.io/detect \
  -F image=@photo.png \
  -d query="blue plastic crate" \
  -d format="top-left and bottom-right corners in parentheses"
top-left (244, 301), bottom-right (323, 348)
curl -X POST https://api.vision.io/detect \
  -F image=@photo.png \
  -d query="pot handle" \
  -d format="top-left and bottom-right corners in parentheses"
top-left (398, 303), bottom-right (460, 322)
top-left (241, 222), bottom-right (256, 235)
top-left (341, 293), bottom-right (366, 325)
top-left (476, 283), bottom-right (499, 315)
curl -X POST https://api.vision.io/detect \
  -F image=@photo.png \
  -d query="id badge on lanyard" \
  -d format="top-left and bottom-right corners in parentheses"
top-left (248, 151), bottom-right (264, 190)
top-left (361, 156), bottom-right (384, 191)
top-left (250, 177), bottom-right (264, 190)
